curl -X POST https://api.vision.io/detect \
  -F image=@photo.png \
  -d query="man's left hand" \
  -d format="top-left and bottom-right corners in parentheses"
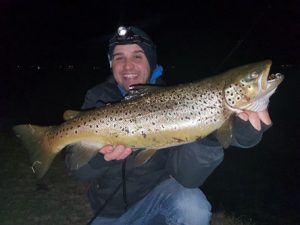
top-left (237, 109), bottom-right (272, 131)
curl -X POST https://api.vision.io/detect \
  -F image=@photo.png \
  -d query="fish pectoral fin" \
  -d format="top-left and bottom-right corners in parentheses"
top-left (63, 110), bottom-right (82, 121)
top-left (68, 142), bottom-right (103, 170)
top-left (216, 115), bottom-right (234, 149)
top-left (134, 149), bottom-right (158, 167)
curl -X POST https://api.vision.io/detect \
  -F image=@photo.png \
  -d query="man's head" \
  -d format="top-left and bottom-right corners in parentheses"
top-left (108, 26), bottom-right (157, 91)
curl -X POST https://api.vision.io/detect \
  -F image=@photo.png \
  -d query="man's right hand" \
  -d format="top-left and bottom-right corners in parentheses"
top-left (99, 145), bottom-right (132, 161)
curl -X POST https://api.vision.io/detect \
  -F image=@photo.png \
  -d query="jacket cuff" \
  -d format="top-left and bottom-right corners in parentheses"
top-left (232, 116), bottom-right (272, 147)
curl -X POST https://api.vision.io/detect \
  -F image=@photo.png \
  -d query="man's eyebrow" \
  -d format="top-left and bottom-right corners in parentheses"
top-left (133, 50), bottom-right (145, 54)
top-left (112, 52), bottom-right (123, 58)
top-left (113, 50), bottom-right (145, 58)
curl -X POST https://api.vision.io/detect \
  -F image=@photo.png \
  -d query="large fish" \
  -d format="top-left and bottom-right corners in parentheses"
top-left (13, 60), bottom-right (284, 178)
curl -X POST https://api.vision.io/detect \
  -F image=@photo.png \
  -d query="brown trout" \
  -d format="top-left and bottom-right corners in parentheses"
top-left (13, 60), bottom-right (284, 178)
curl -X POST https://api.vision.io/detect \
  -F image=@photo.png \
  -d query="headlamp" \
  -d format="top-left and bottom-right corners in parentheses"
top-left (109, 26), bottom-right (155, 49)
top-left (117, 26), bottom-right (128, 36)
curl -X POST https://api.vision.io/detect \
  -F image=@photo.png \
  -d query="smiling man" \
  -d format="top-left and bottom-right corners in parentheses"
top-left (111, 44), bottom-right (151, 91)
top-left (66, 26), bottom-right (272, 225)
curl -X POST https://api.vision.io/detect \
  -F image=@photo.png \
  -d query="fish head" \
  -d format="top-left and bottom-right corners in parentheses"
top-left (223, 60), bottom-right (284, 112)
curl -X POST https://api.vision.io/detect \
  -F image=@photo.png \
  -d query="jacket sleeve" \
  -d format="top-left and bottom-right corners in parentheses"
top-left (81, 89), bottom-right (104, 110)
top-left (166, 116), bottom-right (271, 188)
top-left (166, 135), bottom-right (224, 188)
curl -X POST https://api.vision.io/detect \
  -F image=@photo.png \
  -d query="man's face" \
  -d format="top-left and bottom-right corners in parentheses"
top-left (111, 44), bottom-right (151, 91)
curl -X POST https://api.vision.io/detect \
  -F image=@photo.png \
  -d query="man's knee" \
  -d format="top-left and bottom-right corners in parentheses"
top-left (166, 187), bottom-right (212, 224)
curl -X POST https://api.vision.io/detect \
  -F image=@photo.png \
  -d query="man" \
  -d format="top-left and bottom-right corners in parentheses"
top-left (66, 26), bottom-right (271, 225)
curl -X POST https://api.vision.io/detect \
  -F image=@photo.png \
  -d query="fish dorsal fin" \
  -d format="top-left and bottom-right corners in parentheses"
top-left (216, 115), bottom-right (234, 148)
top-left (68, 141), bottom-right (103, 170)
top-left (63, 110), bottom-right (82, 121)
top-left (125, 84), bottom-right (163, 100)
top-left (134, 149), bottom-right (157, 166)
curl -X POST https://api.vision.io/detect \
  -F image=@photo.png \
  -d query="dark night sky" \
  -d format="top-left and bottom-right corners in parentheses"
top-left (0, 0), bottom-right (299, 130)
top-left (1, 1), bottom-right (300, 223)
top-left (5, 0), bottom-right (300, 66)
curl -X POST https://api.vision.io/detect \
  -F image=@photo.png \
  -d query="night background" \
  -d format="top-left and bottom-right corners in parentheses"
top-left (1, 0), bottom-right (300, 224)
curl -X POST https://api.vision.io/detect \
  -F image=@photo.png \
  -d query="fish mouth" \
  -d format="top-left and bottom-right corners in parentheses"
top-left (264, 73), bottom-right (284, 92)
top-left (260, 60), bottom-right (284, 92)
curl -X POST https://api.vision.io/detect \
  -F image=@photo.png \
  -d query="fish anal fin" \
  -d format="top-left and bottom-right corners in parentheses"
top-left (216, 116), bottom-right (234, 149)
top-left (68, 142), bottom-right (103, 170)
top-left (63, 110), bottom-right (82, 121)
top-left (134, 149), bottom-right (157, 166)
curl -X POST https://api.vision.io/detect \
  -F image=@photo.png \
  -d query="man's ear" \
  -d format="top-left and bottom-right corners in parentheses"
top-left (108, 54), bottom-right (112, 68)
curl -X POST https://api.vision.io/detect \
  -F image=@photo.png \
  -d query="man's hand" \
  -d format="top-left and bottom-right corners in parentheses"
top-left (99, 145), bottom-right (132, 161)
top-left (237, 109), bottom-right (272, 131)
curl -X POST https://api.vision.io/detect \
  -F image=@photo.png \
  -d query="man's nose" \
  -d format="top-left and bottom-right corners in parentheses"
top-left (123, 58), bottom-right (134, 70)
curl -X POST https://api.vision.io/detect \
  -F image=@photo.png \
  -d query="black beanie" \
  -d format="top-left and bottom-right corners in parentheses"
top-left (108, 26), bottom-right (157, 74)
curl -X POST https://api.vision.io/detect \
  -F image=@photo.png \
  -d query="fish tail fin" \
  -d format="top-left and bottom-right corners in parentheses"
top-left (13, 124), bottom-right (56, 178)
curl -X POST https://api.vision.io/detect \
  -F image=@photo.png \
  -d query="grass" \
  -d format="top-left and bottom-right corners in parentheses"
top-left (0, 131), bottom-right (254, 225)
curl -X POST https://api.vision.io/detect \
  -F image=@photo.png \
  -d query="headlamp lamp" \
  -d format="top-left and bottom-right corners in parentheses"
top-left (109, 26), bottom-right (155, 49)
